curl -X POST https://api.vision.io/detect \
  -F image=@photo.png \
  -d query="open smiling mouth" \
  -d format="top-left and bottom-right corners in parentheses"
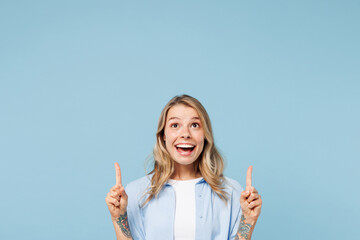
top-left (175, 144), bottom-right (195, 154)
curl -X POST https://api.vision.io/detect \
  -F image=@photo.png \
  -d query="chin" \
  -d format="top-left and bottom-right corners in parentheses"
top-left (175, 159), bottom-right (197, 166)
top-left (172, 154), bottom-right (201, 166)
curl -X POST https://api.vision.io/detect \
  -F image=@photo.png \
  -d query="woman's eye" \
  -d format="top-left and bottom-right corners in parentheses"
top-left (171, 123), bottom-right (178, 128)
top-left (192, 123), bottom-right (199, 128)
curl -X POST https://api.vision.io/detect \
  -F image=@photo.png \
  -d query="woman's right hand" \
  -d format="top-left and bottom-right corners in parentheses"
top-left (105, 162), bottom-right (129, 222)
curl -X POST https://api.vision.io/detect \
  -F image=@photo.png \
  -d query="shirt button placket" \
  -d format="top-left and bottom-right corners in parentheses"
top-left (197, 188), bottom-right (203, 220)
top-left (195, 183), bottom-right (206, 240)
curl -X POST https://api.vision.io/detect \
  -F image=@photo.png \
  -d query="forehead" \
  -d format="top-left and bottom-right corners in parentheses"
top-left (166, 104), bottom-right (199, 120)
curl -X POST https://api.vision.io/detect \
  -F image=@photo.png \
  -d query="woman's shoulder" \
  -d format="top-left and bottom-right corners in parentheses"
top-left (126, 175), bottom-right (151, 190)
top-left (223, 176), bottom-right (243, 194)
top-left (125, 175), bottom-right (152, 198)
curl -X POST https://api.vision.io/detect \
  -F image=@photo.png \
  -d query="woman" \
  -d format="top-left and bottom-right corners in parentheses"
top-left (105, 95), bottom-right (262, 240)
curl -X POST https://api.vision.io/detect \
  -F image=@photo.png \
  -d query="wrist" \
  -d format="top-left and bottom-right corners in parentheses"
top-left (240, 214), bottom-right (258, 232)
top-left (241, 212), bottom-right (258, 226)
top-left (112, 211), bottom-right (127, 222)
top-left (243, 217), bottom-right (257, 227)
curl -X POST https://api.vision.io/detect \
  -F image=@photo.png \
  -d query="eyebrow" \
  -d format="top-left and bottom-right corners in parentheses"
top-left (168, 117), bottom-right (200, 121)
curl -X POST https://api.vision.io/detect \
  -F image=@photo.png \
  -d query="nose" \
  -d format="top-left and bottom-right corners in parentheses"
top-left (181, 127), bottom-right (191, 139)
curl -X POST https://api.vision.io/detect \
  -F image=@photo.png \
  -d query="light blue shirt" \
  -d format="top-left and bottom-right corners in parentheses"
top-left (125, 175), bottom-right (243, 240)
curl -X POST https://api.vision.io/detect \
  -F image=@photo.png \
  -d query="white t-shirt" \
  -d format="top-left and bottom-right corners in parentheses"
top-left (168, 177), bottom-right (203, 240)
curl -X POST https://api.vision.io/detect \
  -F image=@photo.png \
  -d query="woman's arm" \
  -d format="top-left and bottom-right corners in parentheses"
top-left (112, 211), bottom-right (132, 239)
top-left (105, 163), bottom-right (133, 240)
top-left (236, 166), bottom-right (262, 240)
top-left (235, 214), bottom-right (257, 240)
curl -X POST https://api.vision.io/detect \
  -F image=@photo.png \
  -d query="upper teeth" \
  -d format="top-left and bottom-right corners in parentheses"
top-left (176, 144), bottom-right (194, 148)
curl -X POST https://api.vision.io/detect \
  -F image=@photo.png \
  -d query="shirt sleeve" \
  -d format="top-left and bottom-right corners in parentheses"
top-left (126, 183), bottom-right (146, 240)
top-left (227, 179), bottom-right (243, 240)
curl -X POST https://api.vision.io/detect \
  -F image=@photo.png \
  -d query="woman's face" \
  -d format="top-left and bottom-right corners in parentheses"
top-left (164, 104), bottom-right (205, 166)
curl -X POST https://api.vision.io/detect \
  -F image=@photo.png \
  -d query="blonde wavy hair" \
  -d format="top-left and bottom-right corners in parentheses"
top-left (143, 94), bottom-right (228, 205)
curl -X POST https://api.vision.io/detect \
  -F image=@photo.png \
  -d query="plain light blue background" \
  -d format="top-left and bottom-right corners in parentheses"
top-left (1, 0), bottom-right (359, 239)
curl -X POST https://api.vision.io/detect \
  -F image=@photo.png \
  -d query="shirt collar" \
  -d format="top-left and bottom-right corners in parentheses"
top-left (165, 177), bottom-right (206, 186)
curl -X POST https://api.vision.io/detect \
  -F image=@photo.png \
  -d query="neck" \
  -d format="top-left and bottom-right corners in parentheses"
top-left (171, 162), bottom-right (202, 180)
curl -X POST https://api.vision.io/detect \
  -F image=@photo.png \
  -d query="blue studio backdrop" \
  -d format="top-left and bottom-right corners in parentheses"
top-left (0, 1), bottom-right (359, 239)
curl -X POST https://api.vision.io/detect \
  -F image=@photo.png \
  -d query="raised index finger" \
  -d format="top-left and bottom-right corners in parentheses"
top-left (114, 162), bottom-right (122, 185)
top-left (246, 165), bottom-right (253, 187)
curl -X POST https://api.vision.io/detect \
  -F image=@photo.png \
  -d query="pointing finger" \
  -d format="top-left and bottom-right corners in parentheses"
top-left (246, 165), bottom-right (253, 187)
top-left (115, 162), bottom-right (122, 185)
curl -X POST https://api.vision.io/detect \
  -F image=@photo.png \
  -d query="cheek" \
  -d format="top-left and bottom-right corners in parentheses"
top-left (164, 130), bottom-right (177, 141)
top-left (199, 136), bottom-right (205, 152)
top-left (165, 138), bottom-right (171, 148)
top-left (163, 129), bottom-right (170, 142)
top-left (196, 131), bottom-right (205, 145)
top-left (164, 133), bottom-right (175, 149)
top-left (199, 141), bottom-right (205, 152)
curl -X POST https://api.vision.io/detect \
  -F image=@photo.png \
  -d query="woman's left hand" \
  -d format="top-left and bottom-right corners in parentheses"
top-left (240, 166), bottom-right (262, 225)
